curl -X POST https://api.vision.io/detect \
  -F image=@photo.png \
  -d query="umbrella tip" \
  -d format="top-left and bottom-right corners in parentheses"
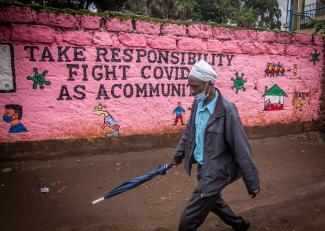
top-left (92, 197), bottom-right (104, 205)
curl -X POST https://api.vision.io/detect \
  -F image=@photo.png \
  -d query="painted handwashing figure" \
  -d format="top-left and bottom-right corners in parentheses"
top-left (94, 104), bottom-right (120, 137)
top-left (3, 104), bottom-right (28, 133)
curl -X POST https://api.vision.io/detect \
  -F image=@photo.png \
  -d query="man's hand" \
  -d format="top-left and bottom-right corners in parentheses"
top-left (173, 156), bottom-right (183, 167)
top-left (249, 188), bottom-right (260, 198)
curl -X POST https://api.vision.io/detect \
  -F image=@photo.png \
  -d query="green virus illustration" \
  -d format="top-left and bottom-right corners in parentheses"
top-left (310, 50), bottom-right (320, 65)
top-left (27, 67), bottom-right (51, 89)
top-left (231, 72), bottom-right (247, 94)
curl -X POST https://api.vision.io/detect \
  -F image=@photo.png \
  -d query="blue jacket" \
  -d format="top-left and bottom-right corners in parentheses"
top-left (175, 89), bottom-right (260, 197)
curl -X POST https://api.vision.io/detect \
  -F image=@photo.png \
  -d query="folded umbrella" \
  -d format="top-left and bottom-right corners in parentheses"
top-left (92, 161), bottom-right (175, 204)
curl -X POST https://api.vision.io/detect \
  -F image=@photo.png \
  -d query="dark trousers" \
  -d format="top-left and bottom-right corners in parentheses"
top-left (178, 165), bottom-right (243, 231)
top-left (178, 192), bottom-right (244, 231)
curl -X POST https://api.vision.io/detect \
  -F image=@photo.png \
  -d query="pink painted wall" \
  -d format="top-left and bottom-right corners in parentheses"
top-left (0, 6), bottom-right (324, 143)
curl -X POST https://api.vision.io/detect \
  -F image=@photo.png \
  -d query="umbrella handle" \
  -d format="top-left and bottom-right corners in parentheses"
top-left (92, 197), bottom-right (104, 205)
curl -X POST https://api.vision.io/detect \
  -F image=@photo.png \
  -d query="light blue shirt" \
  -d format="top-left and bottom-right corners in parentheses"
top-left (194, 91), bottom-right (218, 165)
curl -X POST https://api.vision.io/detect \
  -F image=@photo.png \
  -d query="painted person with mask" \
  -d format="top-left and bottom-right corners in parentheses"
top-left (3, 104), bottom-right (28, 133)
top-left (173, 60), bottom-right (260, 231)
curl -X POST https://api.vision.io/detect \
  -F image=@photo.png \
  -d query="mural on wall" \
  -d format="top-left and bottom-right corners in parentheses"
top-left (45, 46), bottom-right (234, 101)
top-left (253, 81), bottom-right (258, 90)
top-left (27, 67), bottom-right (51, 89)
top-left (0, 43), bottom-right (16, 93)
top-left (0, 6), bottom-right (323, 143)
top-left (231, 72), bottom-right (247, 94)
top-left (264, 63), bottom-right (285, 77)
top-left (263, 84), bottom-right (288, 111)
top-left (292, 64), bottom-right (298, 76)
top-left (3, 104), bottom-right (28, 133)
top-left (310, 50), bottom-right (320, 65)
top-left (172, 102), bottom-right (186, 126)
top-left (93, 104), bottom-right (120, 137)
top-left (292, 90), bottom-right (311, 111)
top-left (287, 64), bottom-right (299, 78)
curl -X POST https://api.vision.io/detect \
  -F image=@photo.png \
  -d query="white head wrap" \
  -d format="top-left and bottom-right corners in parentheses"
top-left (189, 60), bottom-right (217, 83)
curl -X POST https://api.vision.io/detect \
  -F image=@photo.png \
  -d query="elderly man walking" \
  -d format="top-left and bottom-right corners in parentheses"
top-left (174, 60), bottom-right (260, 231)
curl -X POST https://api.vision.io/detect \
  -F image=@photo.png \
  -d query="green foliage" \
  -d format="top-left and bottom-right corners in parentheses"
top-left (193, 0), bottom-right (241, 24)
top-left (174, 0), bottom-right (196, 20)
top-left (2, 0), bottom-right (282, 30)
top-left (310, 20), bottom-right (325, 36)
top-left (243, 0), bottom-right (281, 30)
top-left (133, 0), bottom-right (196, 20)
top-left (124, 0), bottom-right (148, 15)
top-left (231, 6), bottom-right (258, 28)
top-left (0, 0), bottom-right (26, 7)
top-left (92, 0), bottom-right (127, 12)
top-left (18, 0), bottom-right (92, 9)
top-left (146, 0), bottom-right (174, 19)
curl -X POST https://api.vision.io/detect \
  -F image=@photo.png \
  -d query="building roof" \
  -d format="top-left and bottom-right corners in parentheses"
top-left (263, 84), bottom-right (288, 97)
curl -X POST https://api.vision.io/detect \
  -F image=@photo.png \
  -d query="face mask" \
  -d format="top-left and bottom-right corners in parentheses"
top-left (194, 83), bottom-right (209, 103)
top-left (3, 115), bottom-right (12, 123)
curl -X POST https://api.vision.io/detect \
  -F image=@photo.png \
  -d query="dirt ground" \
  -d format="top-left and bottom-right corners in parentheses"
top-left (1, 132), bottom-right (325, 231)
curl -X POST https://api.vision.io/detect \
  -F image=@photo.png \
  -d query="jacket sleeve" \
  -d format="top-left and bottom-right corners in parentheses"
top-left (174, 103), bottom-right (194, 161)
top-left (225, 104), bottom-right (260, 194)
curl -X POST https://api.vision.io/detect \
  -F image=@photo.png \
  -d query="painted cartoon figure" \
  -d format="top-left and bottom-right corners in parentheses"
top-left (270, 63), bottom-right (275, 77)
top-left (265, 63), bottom-right (272, 77)
top-left (3, 104), bottom-right (28, 133)
top-left (295, 99), bottom-right (303, 111)
top-left (172, 102), bottom-right (186, 126)
top-left (292, 64), bottom-right (298, 76)
top-left (292, 90), bottom-right (310, 111)
top-left (94, 104), bottom-right (120, 137)
top-left (274, 63), bottom-right (279, 76)
top-left (279, 63), bottom-right (285, 76)
top-left (265, 63), bottom-right (285, 77)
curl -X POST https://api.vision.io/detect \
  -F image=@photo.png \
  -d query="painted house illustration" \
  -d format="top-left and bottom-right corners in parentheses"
top-left (263, 84), bottom-right (288, 111)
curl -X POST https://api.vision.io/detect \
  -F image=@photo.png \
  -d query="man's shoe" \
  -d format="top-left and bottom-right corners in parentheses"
top-left (234, 220), bottom-right (250, 231)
